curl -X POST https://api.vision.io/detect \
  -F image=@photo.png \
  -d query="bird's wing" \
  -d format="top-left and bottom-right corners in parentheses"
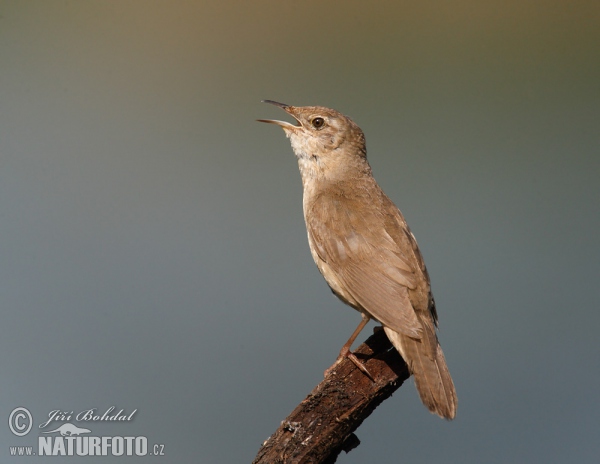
top-left (306, 186), bottom-right (427, 339)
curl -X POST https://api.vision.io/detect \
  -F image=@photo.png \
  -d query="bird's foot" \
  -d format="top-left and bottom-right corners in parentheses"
top-left (324, 348), bottom-right (375, 382)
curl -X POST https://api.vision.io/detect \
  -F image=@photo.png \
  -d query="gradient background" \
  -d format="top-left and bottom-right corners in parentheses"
top-left (1, 1), bottom-right (599, 462)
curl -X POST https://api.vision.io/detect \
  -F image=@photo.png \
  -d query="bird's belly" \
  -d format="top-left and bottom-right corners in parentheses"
top-left (311, 253), bottom-right (368, 316)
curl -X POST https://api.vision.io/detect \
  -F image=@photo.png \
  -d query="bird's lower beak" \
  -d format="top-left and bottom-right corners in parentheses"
top-left (257, 100), bottom-right (301, 129)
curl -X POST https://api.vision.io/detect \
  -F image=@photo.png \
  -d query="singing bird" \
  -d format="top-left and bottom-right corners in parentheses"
top-left (258, 101), bottom-right (457, 419)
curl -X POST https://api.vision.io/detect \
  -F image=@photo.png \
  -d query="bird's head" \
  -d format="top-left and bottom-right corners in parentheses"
top-left (258, 100), bottom-right (367, 166)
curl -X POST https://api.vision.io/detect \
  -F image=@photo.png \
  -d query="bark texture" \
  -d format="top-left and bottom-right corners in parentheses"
top-left (253, 329), bottom-right (410, 464)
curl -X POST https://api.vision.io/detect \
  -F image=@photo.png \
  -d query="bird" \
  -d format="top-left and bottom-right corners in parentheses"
top-left (258, 100), bottom-right (457, 420)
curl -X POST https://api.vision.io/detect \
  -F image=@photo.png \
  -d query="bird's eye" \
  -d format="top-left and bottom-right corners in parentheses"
top-left (311, 117), bottom-right (325, 129)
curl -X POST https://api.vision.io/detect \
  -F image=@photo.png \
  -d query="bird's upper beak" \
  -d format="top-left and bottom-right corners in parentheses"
top-left (257, 100), bottom-right (301, 130)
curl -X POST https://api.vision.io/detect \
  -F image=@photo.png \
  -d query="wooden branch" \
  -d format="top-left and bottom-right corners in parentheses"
top-left (252, 329), bottom-right (410, 464)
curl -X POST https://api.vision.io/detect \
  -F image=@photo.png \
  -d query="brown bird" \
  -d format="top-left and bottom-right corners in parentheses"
top-left (258, 100), bottom-right (457, 420)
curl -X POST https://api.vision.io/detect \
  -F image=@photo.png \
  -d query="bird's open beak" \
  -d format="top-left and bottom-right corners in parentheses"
top-left (257, 100), bottom-right (301, 129)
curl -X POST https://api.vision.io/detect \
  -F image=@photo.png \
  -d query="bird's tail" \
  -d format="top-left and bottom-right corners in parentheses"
top-left (384, 321), bottom-right (457, 420)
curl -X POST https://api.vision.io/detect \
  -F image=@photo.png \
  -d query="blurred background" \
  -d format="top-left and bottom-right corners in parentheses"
top-left (1, 1), bottom-right (598, 462)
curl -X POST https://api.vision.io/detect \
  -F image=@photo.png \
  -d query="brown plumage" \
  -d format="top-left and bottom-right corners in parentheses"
top-left (258, 101), bottom-right (457, 419)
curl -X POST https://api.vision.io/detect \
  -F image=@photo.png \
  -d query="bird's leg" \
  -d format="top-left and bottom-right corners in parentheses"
top-left (325, 313), bottom-right (374, 381)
